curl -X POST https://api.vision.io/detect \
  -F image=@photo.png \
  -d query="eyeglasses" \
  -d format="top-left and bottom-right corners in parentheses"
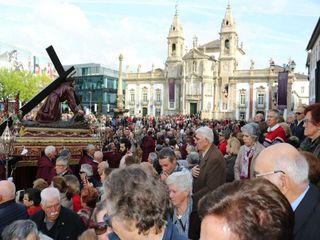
top-left (253, 170), bottom-right (285, 178)
top-left (103, 214), bottom-right (114, 228)
top-left (93, 221), bottom-right (108, 236)
top-left (303, 118), bottom-right (317, 125)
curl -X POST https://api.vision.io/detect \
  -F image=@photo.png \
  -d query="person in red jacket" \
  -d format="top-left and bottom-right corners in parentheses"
top-left (23, 188), bottom-right (42, 216)
top-left (141, 130), bottom-right (155, 162)
top-left (263, 109), bottom-right (287, 147)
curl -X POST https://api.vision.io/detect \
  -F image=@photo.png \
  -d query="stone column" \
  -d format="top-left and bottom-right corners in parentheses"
top-left (117, 54), bottom-right (124, 110)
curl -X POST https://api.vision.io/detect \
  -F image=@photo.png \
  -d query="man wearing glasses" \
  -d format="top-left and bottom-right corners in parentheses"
top-left (292, 104), bottom-right (306, 143)
top-left (254, 143), bottom-right (320, 240)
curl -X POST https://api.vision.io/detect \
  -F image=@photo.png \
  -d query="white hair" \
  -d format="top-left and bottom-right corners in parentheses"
top-left (196, 126), bottom-right (214, 143)
top-left (274, 150), bottom-right (309, 185)
top-left (167, 171), bottom-right (193, 194)
top-left (85, 144), bottom-right (95, 152)
top-left (44, 145), bottom-right (56, 157)
top-left (56, 156), bottom-right (69, 166)
top-left (148, 152), bottom-right (158, 163)
top-left (80, 163), bottom-right (93, 177)
top-left (94, 151), bottom-right (103, 161)
top-left (0, 180), bottom-right (16, 200)
top-left (41, 187), bottom-right (60, 206)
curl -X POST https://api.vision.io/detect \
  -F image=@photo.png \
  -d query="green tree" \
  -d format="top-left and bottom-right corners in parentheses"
top-left (0, 68), bottom-right (51, 102)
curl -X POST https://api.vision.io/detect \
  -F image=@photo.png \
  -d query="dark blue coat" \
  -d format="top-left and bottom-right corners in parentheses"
top-left (0, 200), bottom-right (28, 234)
top-left (294, 184), bottom-right (320, 240)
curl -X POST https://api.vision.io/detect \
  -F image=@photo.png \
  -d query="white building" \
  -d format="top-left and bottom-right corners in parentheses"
top-left (125, 4), bottom-right (309, 120)
top-left (306, 17), bottom-right (320, 104)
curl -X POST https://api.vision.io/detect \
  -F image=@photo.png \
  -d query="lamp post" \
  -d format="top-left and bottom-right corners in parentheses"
top-left (89, 91), bottom-right (92, 113)
top-left (1, 123), bottom-right (15, 179)
top-left (97, 122), bottom-right (106, 150)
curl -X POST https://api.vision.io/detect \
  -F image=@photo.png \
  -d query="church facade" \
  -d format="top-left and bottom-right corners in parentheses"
top-left (125, 4), bottom-right (309, 120)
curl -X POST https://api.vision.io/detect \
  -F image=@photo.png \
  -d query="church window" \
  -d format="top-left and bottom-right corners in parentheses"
top-left (173, 26), bottom-right (176, 31)
top-left (225, 39), bottom-right (230, 49)
top-left (239, 89), bottom-right (246, 106)
top-left (193, 61), bottom-right (197, 72)
top-left (258, 93), bottom-right (264, 105)
top-left (226, 20), bottom-right (229, 25)
top-left (156, 89), bottom-right (161, 102)
top-left (256, 86), bottom-right (265, 107)
top-left (142, 87), bottom-right (148, 102)
top-left (130, 89), bottom-right (135, 102)
top-left (172, 44), bottom-right (176, 52)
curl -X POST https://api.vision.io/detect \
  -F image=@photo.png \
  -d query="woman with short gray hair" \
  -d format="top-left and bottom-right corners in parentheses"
top-left (1, 220), bottom-right (39, 240)
top-left (167, 171), bottom-right (193, 238)
top-left (234, 122), bottom-right (265, 180)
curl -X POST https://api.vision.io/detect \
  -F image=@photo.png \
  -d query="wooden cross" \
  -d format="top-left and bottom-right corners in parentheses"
top-left (0, 46), bottom-right (75, 135)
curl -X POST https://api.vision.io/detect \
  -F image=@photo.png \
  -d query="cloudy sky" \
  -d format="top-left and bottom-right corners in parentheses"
top-left (0, 0), bottom-right (319, 74)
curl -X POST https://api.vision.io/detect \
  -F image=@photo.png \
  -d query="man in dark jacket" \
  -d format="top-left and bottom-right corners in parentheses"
top-left (0, 180), bottom-right (28, 234)
top-left (255, 143), bottom-right (320, 240)
top-left (31, 187), bottom-right (86, 239)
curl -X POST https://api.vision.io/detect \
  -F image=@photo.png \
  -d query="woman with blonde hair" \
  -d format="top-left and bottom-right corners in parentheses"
top-left (225, 137), bottom-right (241, 182)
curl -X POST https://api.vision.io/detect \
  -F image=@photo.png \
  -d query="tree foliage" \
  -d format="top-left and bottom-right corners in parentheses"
top-left (0, 68), bottom-right (52, 102)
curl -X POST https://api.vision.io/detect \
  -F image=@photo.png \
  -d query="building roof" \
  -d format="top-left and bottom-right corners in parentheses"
top-left (182, 48), bottom-right (210, 60)
top-left (198, 39), bottom-right (220, 50)
top-left (306, 17), bottom-right (320, 50)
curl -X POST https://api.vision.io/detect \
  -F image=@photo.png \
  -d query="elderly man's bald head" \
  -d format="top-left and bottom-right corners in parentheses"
top-left (0, 180), bottom-right (16, 203)
top-left (255, 143), bottom-right (309, 202)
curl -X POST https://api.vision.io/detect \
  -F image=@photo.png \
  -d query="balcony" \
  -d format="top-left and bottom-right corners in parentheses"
top-left (256, 103), bottom-right (265, 109)
top-left (141, 100), bottom-right (149, 106)
top-left (237, 103), bottom-right (247, 108)
top-left (154, 100), bottom-right (162, 106)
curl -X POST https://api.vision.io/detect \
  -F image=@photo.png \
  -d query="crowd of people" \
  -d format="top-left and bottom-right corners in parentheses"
top-left (1, 102), bottom-right (320, 240)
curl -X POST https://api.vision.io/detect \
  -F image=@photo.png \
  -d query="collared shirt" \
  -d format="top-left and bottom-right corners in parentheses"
top-left (172, 197), bottom-right (193, 238)
top-left (291, 185), bottom-right (310, 211)
top-left (267, 123), bottom-right (280, 132)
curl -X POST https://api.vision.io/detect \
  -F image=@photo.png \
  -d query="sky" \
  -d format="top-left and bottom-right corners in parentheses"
top-left (0, 0), bottom-right (319, 74)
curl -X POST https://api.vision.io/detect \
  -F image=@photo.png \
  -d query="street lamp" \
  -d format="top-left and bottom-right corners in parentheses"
top-left (283, 59), bottom-right (296, 72)
top-left (97, 122), bottom-right (106, 150)
top-left (1, 123), bottom-right (15, 179)
top-left (89, 91), bottom-right (92, 113)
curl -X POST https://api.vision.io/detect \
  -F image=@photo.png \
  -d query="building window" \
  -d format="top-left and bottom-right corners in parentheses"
top-left (130, 108), bottom-right (134, 115)
top-left (301, 86), bottom-right (305, 93)
top-left (155, 108), bottom-right (161, 117)
top-left (142, 87), bottom-right (148, 102)
top-left (225, 39), bottom-right (230, 49)
top-left (239, 89), bottom-right (246, 106)
top-left (130, 89), bottom-right (135, 102)
top-left (143, 93), bottom-right (147, 102)
top-left (169, 102), bottom-right (174, 108)
top-left (240, 94), bottom-right (246, 105)
top-left (258, 93), bottom-right (264, 105)
top-left (222, 102), bottom-right (228, 110)
top-left (156, 89), bottom-right (161, 102)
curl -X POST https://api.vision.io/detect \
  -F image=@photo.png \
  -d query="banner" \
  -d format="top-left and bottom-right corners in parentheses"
top-left (168, 78), bottom-right (175, 102)
top-left (277, 72), bottom-right (288, 109)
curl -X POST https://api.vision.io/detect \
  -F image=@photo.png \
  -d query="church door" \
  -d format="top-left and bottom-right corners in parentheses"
top-left (142, 107), bottom-right (148, 117)
top-left (190, 103), bottom-right (197, 115)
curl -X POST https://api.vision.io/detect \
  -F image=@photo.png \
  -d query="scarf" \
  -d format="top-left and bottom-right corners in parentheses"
top-left (240, 144), bottom-right (256, 179)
